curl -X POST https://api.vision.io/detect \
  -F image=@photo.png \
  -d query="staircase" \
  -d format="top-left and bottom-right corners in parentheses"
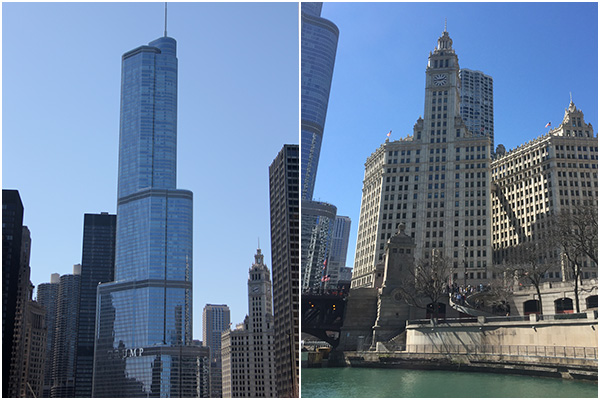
top-left (373, 329), bottom-right (406, 352)
top-left (449, 293), bottom-right (496, 317)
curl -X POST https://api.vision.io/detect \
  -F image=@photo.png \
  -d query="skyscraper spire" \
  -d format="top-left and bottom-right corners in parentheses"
top-left (93, 27), bottom-right (197, 397)
top-left (164, 2), bottom-right (168, 37)
top-left (444, 18), bottom-right (447, 32)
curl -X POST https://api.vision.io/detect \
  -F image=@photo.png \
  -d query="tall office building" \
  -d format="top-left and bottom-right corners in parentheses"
top-left (301, 201), bottom-right (336, 291)
top-left (328, 216), bottom-right (352, 288)
top-left (301, 2), bottom-right (339, 200)
top-left (268, 144), bottom-right (299, 397)
top-left (2, 189), bottom-right (25, 397)
top-left (301, 3), bottom-right (351, 294)
top-left (8, 226), bottom-right (47, 398)
top-left (202, 304), bottom-right (230, 398)
top-left (50, 265), bottom-right (81, 398)
top-left (7, 225), bottom-right (30, 397)
top-left (37, 274), bottom-right (60, 398)
top-left (221, 249), bottom-right (276, 398)
top-left (351, 28), bottom-right (492, 289)
top-left (459, 69), bottom-right (494, 148)
top-left (15, 289), bottom-right (46, 398)
top-left (92, 32), bottom-right (196, 397)
top-left (491, 101), bottom-right (597, 279)
top-left (74, 212), bottom-right (116, 397)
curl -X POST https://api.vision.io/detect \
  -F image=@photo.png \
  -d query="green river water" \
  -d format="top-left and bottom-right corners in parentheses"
top-left (301, 367), bottom-right (598, 398)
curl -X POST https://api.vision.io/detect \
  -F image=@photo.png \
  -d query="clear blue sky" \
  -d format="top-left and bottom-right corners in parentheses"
top-left (2, 2), bottom-right (298, 340)
top-left (313, 2), bottom-right (598, 271)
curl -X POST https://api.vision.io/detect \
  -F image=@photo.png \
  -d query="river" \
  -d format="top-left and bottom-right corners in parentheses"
top-left (301, 367), bottom-right (598, 398)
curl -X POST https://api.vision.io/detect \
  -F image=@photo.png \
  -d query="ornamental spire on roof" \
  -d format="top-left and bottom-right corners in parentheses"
top-left (164, 2), bottom-right (168, 37)
top-left (436, 24), bottom-right (453, 51)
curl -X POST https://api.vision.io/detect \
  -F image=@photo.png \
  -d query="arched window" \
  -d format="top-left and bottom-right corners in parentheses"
top-left (554, 298), bottom-right (574, 314)
top-left (586, 295), bottom-right (598, 310)
top-left (523, 299), bottom-right (540, 315)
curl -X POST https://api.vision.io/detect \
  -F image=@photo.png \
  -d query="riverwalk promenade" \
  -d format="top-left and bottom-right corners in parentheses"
top-left (322, 311), bottom-right (598, 381)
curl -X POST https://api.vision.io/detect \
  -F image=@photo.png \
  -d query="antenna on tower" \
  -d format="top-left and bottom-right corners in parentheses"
top-left (164, 2), bottom-right (168, 37)
top-left (258, 237), bottom-right (260, 249)
top-left (444, 18), bottom-right (447, 32)
top-left (570, 91), bottom-right (573, 104)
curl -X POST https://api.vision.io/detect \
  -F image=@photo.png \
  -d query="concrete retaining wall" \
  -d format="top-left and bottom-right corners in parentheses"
top-left (336, 351), bottom-right (597, 380)
top-left (406, 313), bottom-right (598, 349)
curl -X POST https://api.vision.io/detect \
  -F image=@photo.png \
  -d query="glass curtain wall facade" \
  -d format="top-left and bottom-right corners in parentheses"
top-left (74, 213), bottom-right (116, 397)
top-left (301, 2), bottom-right (339, 201)
top-left (50, 266), bottom-right (81, 398)
top-left (2, 190), bottom-right (24, 398)
top-left (459, 69), bottom-right (494, 149)
top-left (328, 215), bottom-right (351, 287)
top-left (37, 274), bottom-right (59, 398)
top-left (92, 36), bottom-right (194, 397)
top-left (301, 201), bottom-right (337, 291)
top-left (201, 304), bottom-right (230, 398)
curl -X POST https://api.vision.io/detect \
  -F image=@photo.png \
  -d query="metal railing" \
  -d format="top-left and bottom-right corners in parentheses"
top-left (407, 312), bottom-right (596, 326)
top-left (302, 340), bottom-right (332, 350)
top-left (397, 344), bottom-right (597, 360)
top-left (538, 312), bottom-right (589, 321)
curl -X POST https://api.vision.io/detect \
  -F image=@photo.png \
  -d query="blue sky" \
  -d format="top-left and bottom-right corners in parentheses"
top-left (313, 2), bottom-right (598, 270)
top-left (2, 2), bottom-right (298, 340)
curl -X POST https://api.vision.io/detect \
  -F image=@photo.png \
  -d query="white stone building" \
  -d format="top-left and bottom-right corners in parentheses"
top-left (351, 28), bottom-right (493, 289)
top-left (221, 249), bottom-right (276, 398)
top-left (491, 101), bottom-right (598, 280)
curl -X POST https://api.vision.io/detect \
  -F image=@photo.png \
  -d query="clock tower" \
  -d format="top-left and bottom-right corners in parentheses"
top-left (423, 25), bottom-right (467, 144)
top-left (247, 248), bottom-right (274, 333)
top-left (351, 26), bottom-right (493, 290)
top-left (221, 248), bottom-right (276, 397)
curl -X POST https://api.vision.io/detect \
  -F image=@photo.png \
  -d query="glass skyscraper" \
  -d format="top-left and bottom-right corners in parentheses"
top-left (51, 265), bottom-right (81, 398)
top-left (459, 68), bottom-right (494, 149)
top-left (92, 35), bottom-right (197, 397)
top-left (37, 274), bottom-right (59, 398)
top-left (3, 189), bottom-right (25, 398)
top-left (301, 2), bottom-right (339, 201)
top-left (301, 201), bottom-right (336, 291)
top-left (74, 213), bottom-right (116, 397)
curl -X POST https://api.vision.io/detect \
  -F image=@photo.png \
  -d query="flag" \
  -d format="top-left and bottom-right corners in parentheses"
top-left (386, 130), bottom-right (392, 137)
top-left (545, 122), bottom-right (551, 128)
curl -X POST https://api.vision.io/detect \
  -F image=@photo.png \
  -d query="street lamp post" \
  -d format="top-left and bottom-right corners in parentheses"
top-left (463, 243), bottom-right (468, 287)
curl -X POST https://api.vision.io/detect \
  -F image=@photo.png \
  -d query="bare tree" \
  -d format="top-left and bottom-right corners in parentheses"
top-left (550, 203), bottom-right (598, 312)
top-left (397, 250), bottom-right (451, 319)
top-left (503, 241), bottom-right (556, 315)
top-left (487, 265), bottom-right (515, 315)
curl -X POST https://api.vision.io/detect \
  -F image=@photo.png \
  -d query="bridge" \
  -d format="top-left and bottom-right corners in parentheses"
top-left (301, 293), bottom-right (347, 348)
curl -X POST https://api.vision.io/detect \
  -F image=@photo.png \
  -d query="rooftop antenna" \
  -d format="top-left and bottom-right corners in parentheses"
top-left (570, 91), bottom-right (573, 104)
top-left (164, 2), bottom-right (167, 37)
top-left (444, 18), bottom-right (447, 32)
top-left (258, 237), bottom-right (260, 249)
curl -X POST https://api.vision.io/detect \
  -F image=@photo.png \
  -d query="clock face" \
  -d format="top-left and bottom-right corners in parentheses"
top-left (434, 74), bottom-right (447, 86)
top-left (392, 289), bottom-right (403, 303)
